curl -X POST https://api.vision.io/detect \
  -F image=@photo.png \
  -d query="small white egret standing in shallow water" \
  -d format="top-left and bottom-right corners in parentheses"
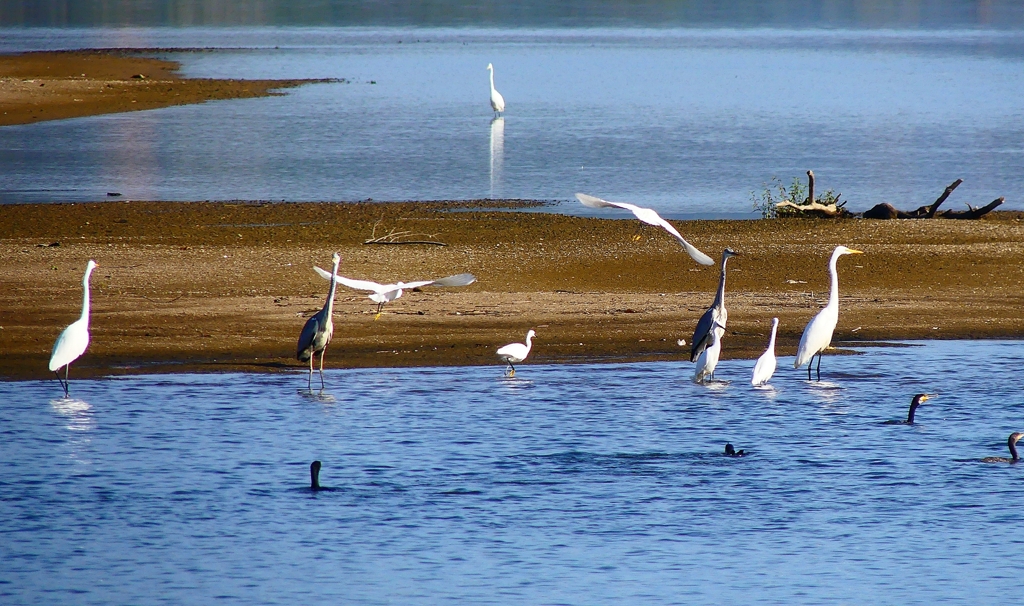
top-left (794, 245), bottom-right (863, 380)
top-left (49, 259), bottom-right (98, 397)
top-left (314, 266), bottom-right (476, 318)
top-left (298, 253), bottom-right (340, 389)
top-left (575, 193), bottom-right (714, 266)
top-left (751, 317), bottom-right (779, 386)
top-left (693, 321), bottom-right (724, 384)
top-left (487, 63), bottom-right (505, 117)
top-left (497, 329), bottom-right (535, 377)
top-left (691, 248), bottom-right (739, 361)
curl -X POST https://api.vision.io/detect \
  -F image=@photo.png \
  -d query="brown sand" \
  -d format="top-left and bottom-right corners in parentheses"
top-left (0, 50), bottom-right (324, 126)
top-left (2, 200), bottom-right (1024, 381)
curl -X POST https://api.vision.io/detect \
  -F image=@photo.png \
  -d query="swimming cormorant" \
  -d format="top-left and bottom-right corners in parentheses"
top-left (883, 393), bottom-right (933, 425)
top-left (310, 460), bottom-right (324, 490)
top-left (981, 432), bottom-right (1023, 463)
top-left (724, 443), bottom-right (746, 457)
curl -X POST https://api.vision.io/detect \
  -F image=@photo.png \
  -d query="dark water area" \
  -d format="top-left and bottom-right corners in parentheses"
top-left (2, 340), bottom-right (1023, 603)
top-left (3, 0), bottom-right (1024, 29)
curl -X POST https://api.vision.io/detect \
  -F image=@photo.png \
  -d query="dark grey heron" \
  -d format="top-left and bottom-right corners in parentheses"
top-left (690, 248), bottom-right (739, 362)
top-left (883, 394), bottom-right (934, 425)
top-left (298, 252), bottom-right (340, 389)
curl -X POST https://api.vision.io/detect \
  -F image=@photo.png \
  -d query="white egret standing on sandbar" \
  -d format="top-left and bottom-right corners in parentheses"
top-left (497, 329), bottom-right (535, 378)
top-left (575, 193), bottom-right (714, 266)
top-left (693, 321), bottom-right (724, 384)
top-left (487, 63), bottom-right (505, 117)
top-left (49, 259), bottom-right (98, 397)
top-left (794, 245), bottom-right (863, 380)
top-left (298, 253), bottom-right (340, 389)
top-left (314, 266), bottom-right (476, 319)
top-left (691, 248), bottom-right (739, 361)
top-left (751, 317), bottom-right (780, 386)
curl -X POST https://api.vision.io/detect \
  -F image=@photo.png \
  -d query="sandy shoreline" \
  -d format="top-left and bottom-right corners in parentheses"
top-left (2, 200), bottom-right (1024, 381)
top-left (0, 49), bottom-right (324, 126)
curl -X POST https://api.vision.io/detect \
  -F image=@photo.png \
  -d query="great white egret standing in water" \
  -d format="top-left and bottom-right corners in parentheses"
top-left (693, 321), bottom-right (724, 384)
top-left (794, 245), bottom-right (863, 380)
top-left (691, 248), bottom-right (739, 361)
top-left (497, 329), bottom-right (535, 377)
top-left (751, 317), bottom-right (779, 386)
top-left (487, 63), bottom-right (505, 117)
top-left (49, 259), bottom-right (98, 397)
top-left (314, 266), bottom-right (476, 318)
top-left (575, 193), bottom-right (714, 266)
top-left (298, 253), bottom-right (340, 389)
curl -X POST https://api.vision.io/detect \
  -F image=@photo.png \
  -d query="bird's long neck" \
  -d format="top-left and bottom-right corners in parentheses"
top-left (767, 321), bottom-right (779, 350)
top-left (1009, 437), bottom-right (1019, 462)
top-left (906, 402), bottom-right (919, 424)
top-left (80, 266), bottom-right (94, 325)
top-left (712, 256), bottom-right (729, 310)
top-left (524, 332), bottom-right (534, 354)
top-left (827, 252), bottom-right (841, 310)
top-left (325, 260), bottom-right (339, 316)
top-left (489, 68), bottom-right (495, 91)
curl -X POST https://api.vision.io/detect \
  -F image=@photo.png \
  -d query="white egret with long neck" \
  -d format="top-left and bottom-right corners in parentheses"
top-left (794, 245), bottom-right (863, 380)
top-left (751, 317), bottom-right (780, 386)
top-left (575, 193), bottom-right (714, 266)
top-left (49, 259), bottom-right (98, 397)
top-left (487, 63), bottom-right (505, 117)
top-left (691, 248), bottom-right (739, 361)
top-left (298, 253), bottom-right (340, 389)
top-left (497, 329), bottom-right (535, 378)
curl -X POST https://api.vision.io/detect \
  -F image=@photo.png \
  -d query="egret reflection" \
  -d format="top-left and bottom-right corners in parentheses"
top-left (489, 116), bottom-right (504, 196)
top-left (50, 397), bottom-right (95, 432)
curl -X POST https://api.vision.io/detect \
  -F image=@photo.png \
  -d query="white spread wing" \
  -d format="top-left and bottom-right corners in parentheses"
top-left (314, 266), bottom-right (389, 293)
top-left (575, 193), bottom-right (714, 266)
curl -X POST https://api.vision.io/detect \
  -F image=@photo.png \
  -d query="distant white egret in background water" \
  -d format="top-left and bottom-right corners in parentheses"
top-left (693, 321), bottom-right (724, 384)
top-left (794, 245), bottom-right (863, 380)
top-left (691, 248), bottom-right (739, 361)
top-left (751, 317), bottom-right (779, 386)
top-left (981, 432), bottom-right (1023, 463)
top-left (49, 259), bottom-right (98, 398)
top-left (575, 193), bottom-right (714, 266)
top-left (497, 329), bottom-right (535, 377)
top-left (487, 62), bottom-right (505, 117)
top-left (314, 266), bottom-right (476, 318)
top-left (298, 253), bottom-right (340, 389)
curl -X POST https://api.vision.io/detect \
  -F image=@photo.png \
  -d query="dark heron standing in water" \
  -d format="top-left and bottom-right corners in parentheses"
top-left (298, 253), bottom-right (340, 390)
top-left (691, 248), bottom-right (740, 362)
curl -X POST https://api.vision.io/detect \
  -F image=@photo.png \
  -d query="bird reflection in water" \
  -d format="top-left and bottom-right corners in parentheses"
top-left (490, 116), bottom-right (504, 197)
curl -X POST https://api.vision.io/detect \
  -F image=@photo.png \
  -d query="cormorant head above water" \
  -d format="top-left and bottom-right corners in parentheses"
top-left (982, 432), bottom-right (1023, 463)
top-left (884, 393), bottom-right (933, 425)
top-left (724, 443), bottom-right (746, 457)
top-left (310, 460), bottom-right (323, 490)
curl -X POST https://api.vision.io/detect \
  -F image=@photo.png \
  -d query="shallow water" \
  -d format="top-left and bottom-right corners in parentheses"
top-left (2, 340), bottom-right (1023, 603)
top-left (2, 27), bottom-right (1023, 217)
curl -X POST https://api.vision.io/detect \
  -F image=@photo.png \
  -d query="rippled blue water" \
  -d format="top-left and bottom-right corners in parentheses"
top-left (2, 27), bottom-right (1023, 216)
top-left (2, 340), bottom-right (1023, 603)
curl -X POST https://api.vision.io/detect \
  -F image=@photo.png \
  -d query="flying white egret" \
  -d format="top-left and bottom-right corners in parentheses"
top-left (575, 193), bottom-right (714, 266)
top-left (298, 253), bottom-right (340, 389)
top-left (487, 63), bottom-right (505, 117)
top-left (794, 245), bottom-right (864, 380)
top-left (497, 329), bottom-right (535, 377)
top-left (314, 266), bottom-right (476, 318)
top-left (693, 321), bottom-right (724, 384)
top-left (49, 259), bottom-right (98, 397)
top-left (691, 248), bottom-right (740, 361)
top-left (751, 317), bottom-right (779, 386)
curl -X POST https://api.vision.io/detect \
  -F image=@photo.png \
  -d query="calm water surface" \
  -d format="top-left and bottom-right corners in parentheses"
top-left (1, 27), bottom-right (1023, 217)
top-left (2, 340), bottom-right (1023, 603)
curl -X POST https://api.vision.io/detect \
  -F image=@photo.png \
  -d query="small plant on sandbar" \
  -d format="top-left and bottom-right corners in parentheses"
top-left (751, 172), bottom-right (845, 218)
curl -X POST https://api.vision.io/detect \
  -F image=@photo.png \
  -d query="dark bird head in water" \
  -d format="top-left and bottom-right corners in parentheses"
top-left (981, 432), bottom-right (1023, 463)
top-left (906, 393), bottom-right (933, 423)
top-left (724, 443), bottom-right (745, 457)
top-left (310, 460), bottom-right (322, 490)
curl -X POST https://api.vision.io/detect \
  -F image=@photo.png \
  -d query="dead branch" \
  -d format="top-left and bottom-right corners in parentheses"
top-left (862, 179), bottom-right (1000, 220)
top-left (936, 197), bottom-right (1004, 220)
top-left (363, 217), bottom-right (447, 246)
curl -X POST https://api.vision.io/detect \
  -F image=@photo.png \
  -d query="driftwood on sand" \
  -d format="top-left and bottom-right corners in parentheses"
top-left (774, 171), bottom-right (854, 218)
top-left (862, 178), bottom-right (1003, 220)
